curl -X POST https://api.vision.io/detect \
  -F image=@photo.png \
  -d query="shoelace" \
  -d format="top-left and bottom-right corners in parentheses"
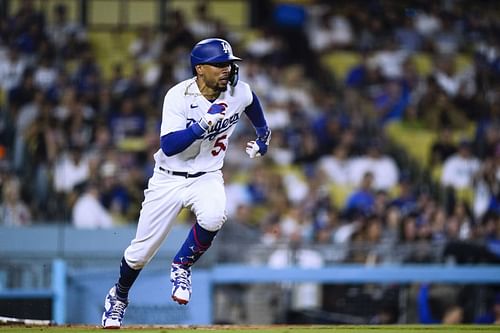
top-left (173, 267), bottom-right (191, 289)
top-left (110, 300), bottom-right (127, 319)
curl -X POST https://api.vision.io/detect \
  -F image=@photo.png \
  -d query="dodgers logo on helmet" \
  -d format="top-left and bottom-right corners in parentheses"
top-left (221, 41), bottom-right (230, 54)
top-left (190, 38), bottom-right (242, 72)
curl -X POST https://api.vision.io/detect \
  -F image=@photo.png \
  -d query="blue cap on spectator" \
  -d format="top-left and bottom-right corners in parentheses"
top-left (458, 139), bottom-right (472, 148)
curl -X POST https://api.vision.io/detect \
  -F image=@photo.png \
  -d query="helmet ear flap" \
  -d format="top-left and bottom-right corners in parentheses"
top-left (229, 63), bottom-right (239, 87)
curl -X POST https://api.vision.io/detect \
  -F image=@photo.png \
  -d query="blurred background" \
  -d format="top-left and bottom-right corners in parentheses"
top-left (0, 0), bottom-right (499, 326)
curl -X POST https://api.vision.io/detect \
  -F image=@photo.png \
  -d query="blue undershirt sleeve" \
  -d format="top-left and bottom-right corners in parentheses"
top-left (244, 91), bottom-right (268, 129)
top-left (160, 123), bottom-right (205, 156)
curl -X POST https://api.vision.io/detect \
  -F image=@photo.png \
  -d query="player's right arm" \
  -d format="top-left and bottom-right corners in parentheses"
top-left (160, 89), bottom-right (227, 157)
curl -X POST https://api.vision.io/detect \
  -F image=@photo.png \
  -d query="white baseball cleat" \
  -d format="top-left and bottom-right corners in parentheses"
top-left (170, 263), bottom-right (192, 305)
top-left (102, 286), bottom-right (128, 329)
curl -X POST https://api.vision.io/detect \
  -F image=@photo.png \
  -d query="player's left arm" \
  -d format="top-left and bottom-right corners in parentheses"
top-left (244, 91), bottom-right (271, 158)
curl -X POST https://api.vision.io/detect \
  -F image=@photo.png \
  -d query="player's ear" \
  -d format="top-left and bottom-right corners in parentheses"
top-left (195, 64), bottom-right (203, 76)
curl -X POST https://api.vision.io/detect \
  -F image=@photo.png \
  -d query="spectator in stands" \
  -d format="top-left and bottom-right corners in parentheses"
top-left (429, 127), bottom-right (457, 167)
top-left (72, 181), bottom-right (114, 229)
top-left (433, 56), bottom-right (476, 99)
top-left (344, 50), bottom-right (382, 91)
top-left (0, 176), bottom-right (31, 226)
top-left (413, 3), bottom-right (442, 40)
top-left (318, 144), bottom-right (352, 186)
top-left (62, 95), bottom-right (95, 148)
top-left (15, 21), bottom-right (45, 57)
top-left (10, 0), bottom-right (45, 39)
top-left (418, 78), bottom-right (469, 131)
top-left (33, 55), bottom-right (58, 92)
top-left (53, 144), bottom-right (90, 194)
top-left (0, 44), bottom-right (27, 95)
top-left (430, 12), bottom-right (462, 55)
top-left (307, 8), bottom-right (352, 53)
top-left (73, 48), bottom-right (101, 106)
top-left (292, 130), bottom-right (321, 165)
top-left (350, 142), bottom-right (399, 191)
top-left (312, 113), bottom-right (345, 156)
top-left (442, 212), bottom-right (500, 264)
top-left (260, 214), bottom-right (282, 246)
top-left (23, 99), bottom-right (60, 217)
top-left (473, 156), bottom-right (500, 219)
top-left (475, 124), bottom-right (500, 160)
top-left (244, 28), bottom-right (287, 67)
top-left (60, 31), bottom-right (88, 61)
top-left (394, 15), bottom-right (422, 52)
top-left (390, 176), bottom-right (418, 216)
top-left (99, 157), bottom-right (132, 222)
top-left (429, 207), bottom-right (448, 242)
top-left (441, 140), bottom-right (481, 190)
top-left (54, 86), bottom-right (81, 121)
top-left (344, 171), bottom-right (376, 216)
top-left (46, 3), bottom-right (86, 55)
top-left (349, 214), bottom-right (386, 264)
top-left (188, 2), bottom-right (218, 39)
top-left (373, 78), bottom-right (410, 124)
top-left (382, 206), bottom-right (402, 246)
top-left (370, 37), bottom-right (409, 80)
top-left (162, 9), bottom-right (195, 52)
top-left (450, 200), bottom-right (474, 240)
top-left (12, 88), bottom-right (44, 172)
top-left (128, 25), bottom-right (163, 65)
top-left (266, 129), bottom-right (293, 166)
top-left (108, 96), bottom-right (146, 144)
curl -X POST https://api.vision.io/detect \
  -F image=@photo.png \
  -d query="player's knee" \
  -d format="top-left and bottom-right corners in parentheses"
top-left (124, 253), bottom-right (150, 270)
top-left (197, 212), bottom-right (227, 231)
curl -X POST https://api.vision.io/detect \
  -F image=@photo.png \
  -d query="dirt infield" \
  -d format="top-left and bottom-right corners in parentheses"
top-left (0, 325), bottom-right (499, 333)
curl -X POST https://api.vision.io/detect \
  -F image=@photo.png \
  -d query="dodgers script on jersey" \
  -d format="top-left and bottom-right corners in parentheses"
top-left (154, 77), bottom-right (253, 173)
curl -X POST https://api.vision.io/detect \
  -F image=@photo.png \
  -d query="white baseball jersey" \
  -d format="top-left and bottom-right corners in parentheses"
top-left (124, 78), bottom-right (254, 269)
top-left (154, 77), bottom-right (253, 173)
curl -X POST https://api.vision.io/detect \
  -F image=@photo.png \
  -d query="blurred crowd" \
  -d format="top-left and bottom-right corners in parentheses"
top-left (0, 0), bottom-right (499, 325)
top-left (0, 0), bottom-right (499, 267)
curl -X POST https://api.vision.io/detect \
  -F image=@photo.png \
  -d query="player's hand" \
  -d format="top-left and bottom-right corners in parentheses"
top-left (246, 140), bottom-right (265, 158)
top-left (200, 102), bottom-right (227, 129)
top-left (246, 127), bottom-right (271, 158)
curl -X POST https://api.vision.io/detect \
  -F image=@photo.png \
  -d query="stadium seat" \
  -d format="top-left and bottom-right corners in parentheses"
top-left (411, 53), bottom-right (433, 76)
top-left (88, 30), bottom-right (135, 79)
top-left (321, 51), bottom-right (361, 82)
top-left (329, 183), bottom-right (354, 209)
top-left (385, 121), bottom-right (436, 167)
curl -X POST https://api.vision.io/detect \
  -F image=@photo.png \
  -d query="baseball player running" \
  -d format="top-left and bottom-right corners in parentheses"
top-left (102, 38), bottom-right (271, 328)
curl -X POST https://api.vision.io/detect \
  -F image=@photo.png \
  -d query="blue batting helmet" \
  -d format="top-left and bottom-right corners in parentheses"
top-left (190, 38), bottom-right (241, 73)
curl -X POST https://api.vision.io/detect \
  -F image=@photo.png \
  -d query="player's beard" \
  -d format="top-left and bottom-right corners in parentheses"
top-left (216, 83), bottom-right (228, 92)
top-left (215, 77), bottom-right (229, 92)
top-left (200, 76), bottom-right (228, 95)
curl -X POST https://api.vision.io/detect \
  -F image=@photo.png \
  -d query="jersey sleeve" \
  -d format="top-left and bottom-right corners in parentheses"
top-left (160, 87), bottom-right (187, 136)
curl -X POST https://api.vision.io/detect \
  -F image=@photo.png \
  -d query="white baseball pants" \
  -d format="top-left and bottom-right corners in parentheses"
top-left (124, 168), bottom-right (226, 269)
